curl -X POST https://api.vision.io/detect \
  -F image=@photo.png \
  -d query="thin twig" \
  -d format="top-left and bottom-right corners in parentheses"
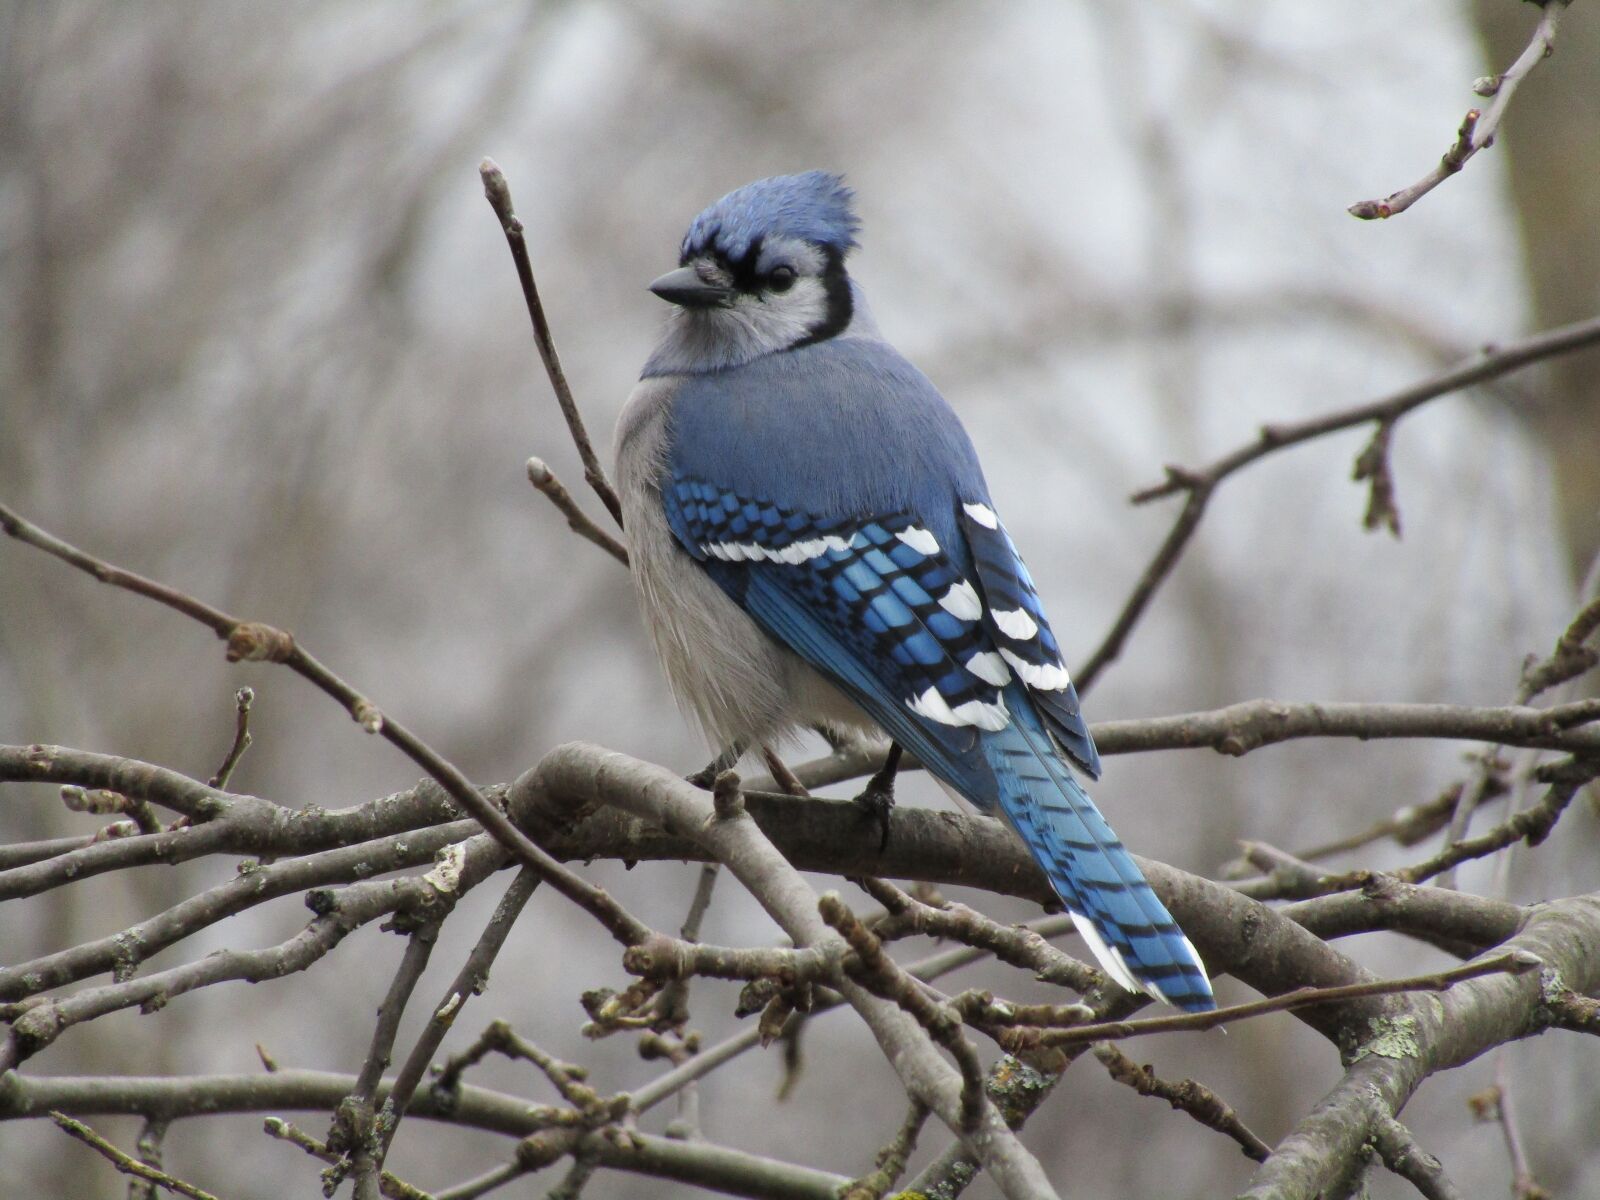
top-left (50, 1112), bottom-right (220, 1200)
top-left (263, 1117), bottom-right (432, 1200)
top-left (1077, 309), bottom-right (1600, 690)
top-left (127, 1116), bottom-right (172, 1200)
top-left (0, 835), bottom-right (507, 1071)
top-left (433, 1162), bottom-right (522, 1200)
top-left (433, 1020), bottom-right (603, 1117)
top-left (526, 458), bottom-right (628, 567)
top-left (1439, 571), bottom-right (1600, 888)
top-left (381, 868), bottom-right (541, 1161)
top-left (840, 1100), bottom-right (930, 1200)
top-left (1350, 2), bottom-right (1569, 220)
top-left (58, 784), bottom-right (160, 837)
top-left (651, 862), bottom-right (722, 1138)
top-left (624, 916), bottom-right (1079, 1117)
top-left (819, 891), bottom-right (988, 1130)
top-left (759, 745), bottom-right (811, 797)
top-left (1093, 697), bottom-right (1600, 759)
top-left (208, 686), bottom-right (255, 790)
top-left (1092, 1042), bottom-right (1271, 1162)
top-left (1437, 749), bottom-right (1505, 891)
top-left (998, 949), bottom-right (1538, 1051)
top-left (339, 921), bottom-right (445, 1200)
top-left (480, 159), bottom-right (623, 527)
top-left (1273, 777), bottom-right (1505, 865)
top-left (1491, 1050), bottom-right (1551, 1200)
top-left (858, 876), bottom-right (1099, 994)
top-left (1395, 763), bottom-right (1596, 891)
top-left (1520, 593), bottom-right (1600, 701)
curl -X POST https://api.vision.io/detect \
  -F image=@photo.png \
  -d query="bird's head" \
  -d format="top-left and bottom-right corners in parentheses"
top-left (647, 171), bottom-right (860, 371)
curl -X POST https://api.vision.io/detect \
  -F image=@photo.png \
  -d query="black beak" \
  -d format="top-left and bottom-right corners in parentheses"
top-left (649, 267), bottom-right (735, 308)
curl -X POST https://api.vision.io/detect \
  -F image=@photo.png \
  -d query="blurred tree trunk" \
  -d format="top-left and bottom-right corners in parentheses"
top-left (1472, 0), bottom-right (1600, 580)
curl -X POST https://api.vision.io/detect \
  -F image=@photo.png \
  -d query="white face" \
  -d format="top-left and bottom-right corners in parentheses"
top-left (651, 236), bottom-right (843, 373)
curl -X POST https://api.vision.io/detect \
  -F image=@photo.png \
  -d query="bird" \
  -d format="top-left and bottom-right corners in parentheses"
top-left (614, 171), bottom-right (1214, 1012)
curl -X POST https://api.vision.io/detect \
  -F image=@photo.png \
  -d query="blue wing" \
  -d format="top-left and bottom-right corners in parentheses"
top-left (959, 502), bottom-right (1100, 777)
top-left (662, 472), bottom-right (1214, 1012)
top-left (665, 475), bottom-right (1009, 757)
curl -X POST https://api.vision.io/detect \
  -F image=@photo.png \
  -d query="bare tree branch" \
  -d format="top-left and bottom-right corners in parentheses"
top-left (0, 817), bottom-right (479, 1001)
top-left (1349, 2), bottom-right (1571, 220)
top-left (6, 1072), bottom-right (852, 1200)
top-left (1239, 893), bottom-right (1600, 1199)
top-left (1077, 309), bottom-right (1600, 689)
top-left (982, 950), bottom-right (1538, 1051)
top-left (526, 457), bottom-right (629, 567)
top-left (0, 502), bottom-right (652, 948)
top-left (1094, 697), bottom-right (1600, 759)
top-left (479, 159), bottom-right (623, 528)
top-left (1091, 1041), bottom-right (1272, 1162)
top-left (377, 868), bottom-right (541, 1163)
top-left (50, 1112), bottom-right (219, 1200)
top-left (1370, 1116), bottom-right (1463, 1200)
top-left (264, 1118), bottom-right (430, 1200)
top-left (524, 746), bottom-right (1064, 1200)
top-left (207, 686), bottom-right (255, 790)
top-left (839, 1099), bottom-right (929, 1200)
top-left (0, 835), bottom-right (507, 1072)
top-left (339, 920), bottom-right (445, 1200)
top-left (821, 890), bottom-right (989, 1129)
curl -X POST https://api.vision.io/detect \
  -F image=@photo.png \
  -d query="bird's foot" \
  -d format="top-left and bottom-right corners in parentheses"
top-left (852, 774), bottom-right (896, 855)
top-left (851, 742), bottom-right (902, 854)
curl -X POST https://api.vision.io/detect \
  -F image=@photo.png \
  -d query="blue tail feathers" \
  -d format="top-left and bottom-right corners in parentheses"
top-left (984, 699), bottom-right (1215, 1012)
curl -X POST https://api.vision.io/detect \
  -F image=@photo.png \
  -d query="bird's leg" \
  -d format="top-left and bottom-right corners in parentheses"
top-left (853, 742), bottom-right (902, 854)
top-left (687, 741), bottom-right (745, 789)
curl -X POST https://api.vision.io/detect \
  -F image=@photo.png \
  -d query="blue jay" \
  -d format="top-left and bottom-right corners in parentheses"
top-left (616, 172), bottom-right (1214, 1012)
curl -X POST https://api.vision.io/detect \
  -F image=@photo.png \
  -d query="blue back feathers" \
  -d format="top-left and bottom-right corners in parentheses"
top-left (666, 337), bottom-right (984, 535)
top-left (682, 171), bottom-right (860, 263)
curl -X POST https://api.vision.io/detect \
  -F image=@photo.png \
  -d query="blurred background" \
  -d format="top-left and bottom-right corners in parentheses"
top-left (3, 2), bottom-right (1598, 1196)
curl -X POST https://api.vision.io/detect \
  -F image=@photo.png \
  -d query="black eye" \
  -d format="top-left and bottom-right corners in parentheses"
top-left (767, 265), bottom-right (797, 293)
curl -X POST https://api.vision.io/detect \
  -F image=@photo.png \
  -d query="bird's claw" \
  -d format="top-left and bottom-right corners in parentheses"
top-left (853, 776), bottom-right (895, 855)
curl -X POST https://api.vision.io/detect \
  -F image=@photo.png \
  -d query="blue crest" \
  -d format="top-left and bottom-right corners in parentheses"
top-left (682, 171), bottom-right (859, 263)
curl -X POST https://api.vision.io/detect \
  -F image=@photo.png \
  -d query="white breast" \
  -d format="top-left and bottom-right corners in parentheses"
top-left (614, 377), bottom-right (873, 751)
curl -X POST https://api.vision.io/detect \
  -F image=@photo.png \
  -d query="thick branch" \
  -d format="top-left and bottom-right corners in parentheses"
top-left (522, 744), bottom-right (1062, 1200)
top-left (1240, 893), bottom-right (1600, 1199)
top-left (2, 1073), bottom-right (847, 1200)
top-left (0, 745), bottom-right (469, 900)
top-left (1093, 698), bottom-right (1600, 758)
